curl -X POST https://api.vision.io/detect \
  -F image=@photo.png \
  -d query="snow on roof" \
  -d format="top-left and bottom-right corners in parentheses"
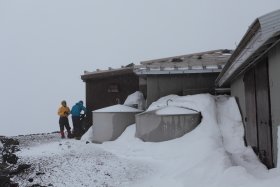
top-left (206, 65), bottom-right (219, 69)
top-left (93, 104), bottom-right (143, 113)
top-left (134, 49), bottom-right (232, 75)
top-left (82, 49), bottom-right (232, 78)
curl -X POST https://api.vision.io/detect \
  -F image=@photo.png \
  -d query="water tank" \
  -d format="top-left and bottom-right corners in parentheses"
top-left (92, 104), bottom-right (143, 143)
top-left (135, 106), bottom-right (201, 142)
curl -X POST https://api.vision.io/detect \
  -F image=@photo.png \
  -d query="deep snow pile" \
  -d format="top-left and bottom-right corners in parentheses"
top-left (91, 94), bottom-right (280, 187)
top-left (13, 94), bottom-right (280, 187)
top-left (123, 91), bottom-right (145, 109)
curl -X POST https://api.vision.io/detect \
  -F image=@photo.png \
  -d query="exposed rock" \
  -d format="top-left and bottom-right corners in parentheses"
top-left (105, 173), bottom-right (111, 177)
top-left (1, 134), bottom-right (62, 187)
top-left (36, 172), bottom-right (45, 176)
top-left (0, 162), bottom-right (10, 174)
top-left (3, 153), bottom-right (18, 164)
top-left (0, 138), bottom-right (19, 147)
top-left (10, 183), bottom-right (19, 187)
top-left (28, 184), bottom-right (47, 187)
top-left (9, 164), bottom-right (31, 175)
top-left (0, 137), bottom-right (28, 187)
top-left (1, 137), bottom-right (20, 164)
top-left (0, 175), bottom-right (19, 187)
top-left (0, 175), bottom-right (10, 187)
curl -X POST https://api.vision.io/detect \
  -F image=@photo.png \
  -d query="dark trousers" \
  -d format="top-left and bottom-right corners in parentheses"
top-left (59, 117), bottom-right (71, 132)
top-left (72, 116), bottom-right (81, 137)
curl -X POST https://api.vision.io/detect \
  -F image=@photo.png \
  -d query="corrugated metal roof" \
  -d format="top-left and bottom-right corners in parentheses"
top-left (81, 67), bottom-right (134, 80)
top-left (216, 9), bottom-right (280, 87)
top-left (82, 49), bottom-right (232, 79)
top-left (134, 49), bottom-right (232, 75)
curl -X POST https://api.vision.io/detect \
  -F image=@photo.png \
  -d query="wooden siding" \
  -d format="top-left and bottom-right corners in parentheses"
top-left (243, 58), bottom-right (274, 168)
top-left (84, 73), bottom-right (139, 124)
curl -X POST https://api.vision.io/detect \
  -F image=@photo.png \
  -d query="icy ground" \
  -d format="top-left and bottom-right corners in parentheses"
top-left (12, 94), bottom-right (280, 187)
top-left (13, 134), bottom-right (153, 187)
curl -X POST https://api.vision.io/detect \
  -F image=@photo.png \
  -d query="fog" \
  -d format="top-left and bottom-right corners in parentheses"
top-left (0, 0), bottom-right (279, 136)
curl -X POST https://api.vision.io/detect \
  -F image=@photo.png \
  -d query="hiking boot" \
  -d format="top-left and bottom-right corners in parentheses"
top-left (67, 132), bottom-right (73, 139)
top-left (60, 131), bottom-right (65, 139)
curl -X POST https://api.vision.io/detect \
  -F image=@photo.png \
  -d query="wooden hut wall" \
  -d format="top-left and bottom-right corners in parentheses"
top-left (146, 73), bottom-right (219, 106)
top-left (85, 73), bottom-right (139, 123)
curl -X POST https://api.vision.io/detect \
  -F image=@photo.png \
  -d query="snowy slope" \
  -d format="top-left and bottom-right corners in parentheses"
top-left (14, 139), bottom-right (154, 187)
top-left (13, 94), bottom-right (280, 187)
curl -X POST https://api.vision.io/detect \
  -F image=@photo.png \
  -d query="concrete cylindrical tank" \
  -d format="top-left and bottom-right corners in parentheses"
top-left (135, 106), bottom-right (201, 142)
top-left (92, 104), bottom-right (143, 143)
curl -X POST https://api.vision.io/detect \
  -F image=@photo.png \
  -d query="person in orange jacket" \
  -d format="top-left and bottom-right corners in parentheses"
top-left (57, 100), bottom-right (72, 138)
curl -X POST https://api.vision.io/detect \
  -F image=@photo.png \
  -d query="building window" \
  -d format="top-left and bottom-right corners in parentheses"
top-left (108, 84), bottom-right (119, 93)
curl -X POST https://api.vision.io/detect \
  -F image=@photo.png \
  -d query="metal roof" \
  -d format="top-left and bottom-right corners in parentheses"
top-left (216, 9), bottom-right (280, 87)
top-left (82, 49), bottom-right (232, 80)
top-left (134, 49), bottom-right (232, 75)
top-left (81, 67), bottom-right (134, 81)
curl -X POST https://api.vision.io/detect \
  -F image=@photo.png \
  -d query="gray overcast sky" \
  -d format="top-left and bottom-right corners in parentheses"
top-left (0, 0), bottom-right (279, 136)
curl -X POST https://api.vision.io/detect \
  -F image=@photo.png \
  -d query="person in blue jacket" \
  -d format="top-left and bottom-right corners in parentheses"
top-left (71, 100), bottom-right (87, 138)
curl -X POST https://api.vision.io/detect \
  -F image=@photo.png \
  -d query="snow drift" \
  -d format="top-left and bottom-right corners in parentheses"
top-left (15, 94), bottom-right (280, 187)
top-left (96, 94), bottom-right (280, 187)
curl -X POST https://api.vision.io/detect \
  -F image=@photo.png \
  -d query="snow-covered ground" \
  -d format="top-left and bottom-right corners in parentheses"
top-left (13, 94), bottom-right (280, 187)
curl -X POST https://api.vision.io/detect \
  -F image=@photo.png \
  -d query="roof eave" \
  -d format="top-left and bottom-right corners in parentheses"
top-left (216, 9), bottom-right (280, 87)
top-left (218, 35), bottom-right (280, 86)
top-left (81, 67), bottom-right (135, 81)
top-left (134, 69), bottom-right (222, 75)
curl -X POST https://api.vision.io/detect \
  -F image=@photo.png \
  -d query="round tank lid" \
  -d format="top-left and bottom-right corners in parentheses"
top-left (156, 106), bottom-right (198, 115)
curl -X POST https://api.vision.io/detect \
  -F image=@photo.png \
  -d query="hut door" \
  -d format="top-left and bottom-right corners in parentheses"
top-left (244, 59), bottom-right (273, 168)
top-left (244, 68), bottom-right (258, 152)
top-left (255, 59), bottom-right (273, 168)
